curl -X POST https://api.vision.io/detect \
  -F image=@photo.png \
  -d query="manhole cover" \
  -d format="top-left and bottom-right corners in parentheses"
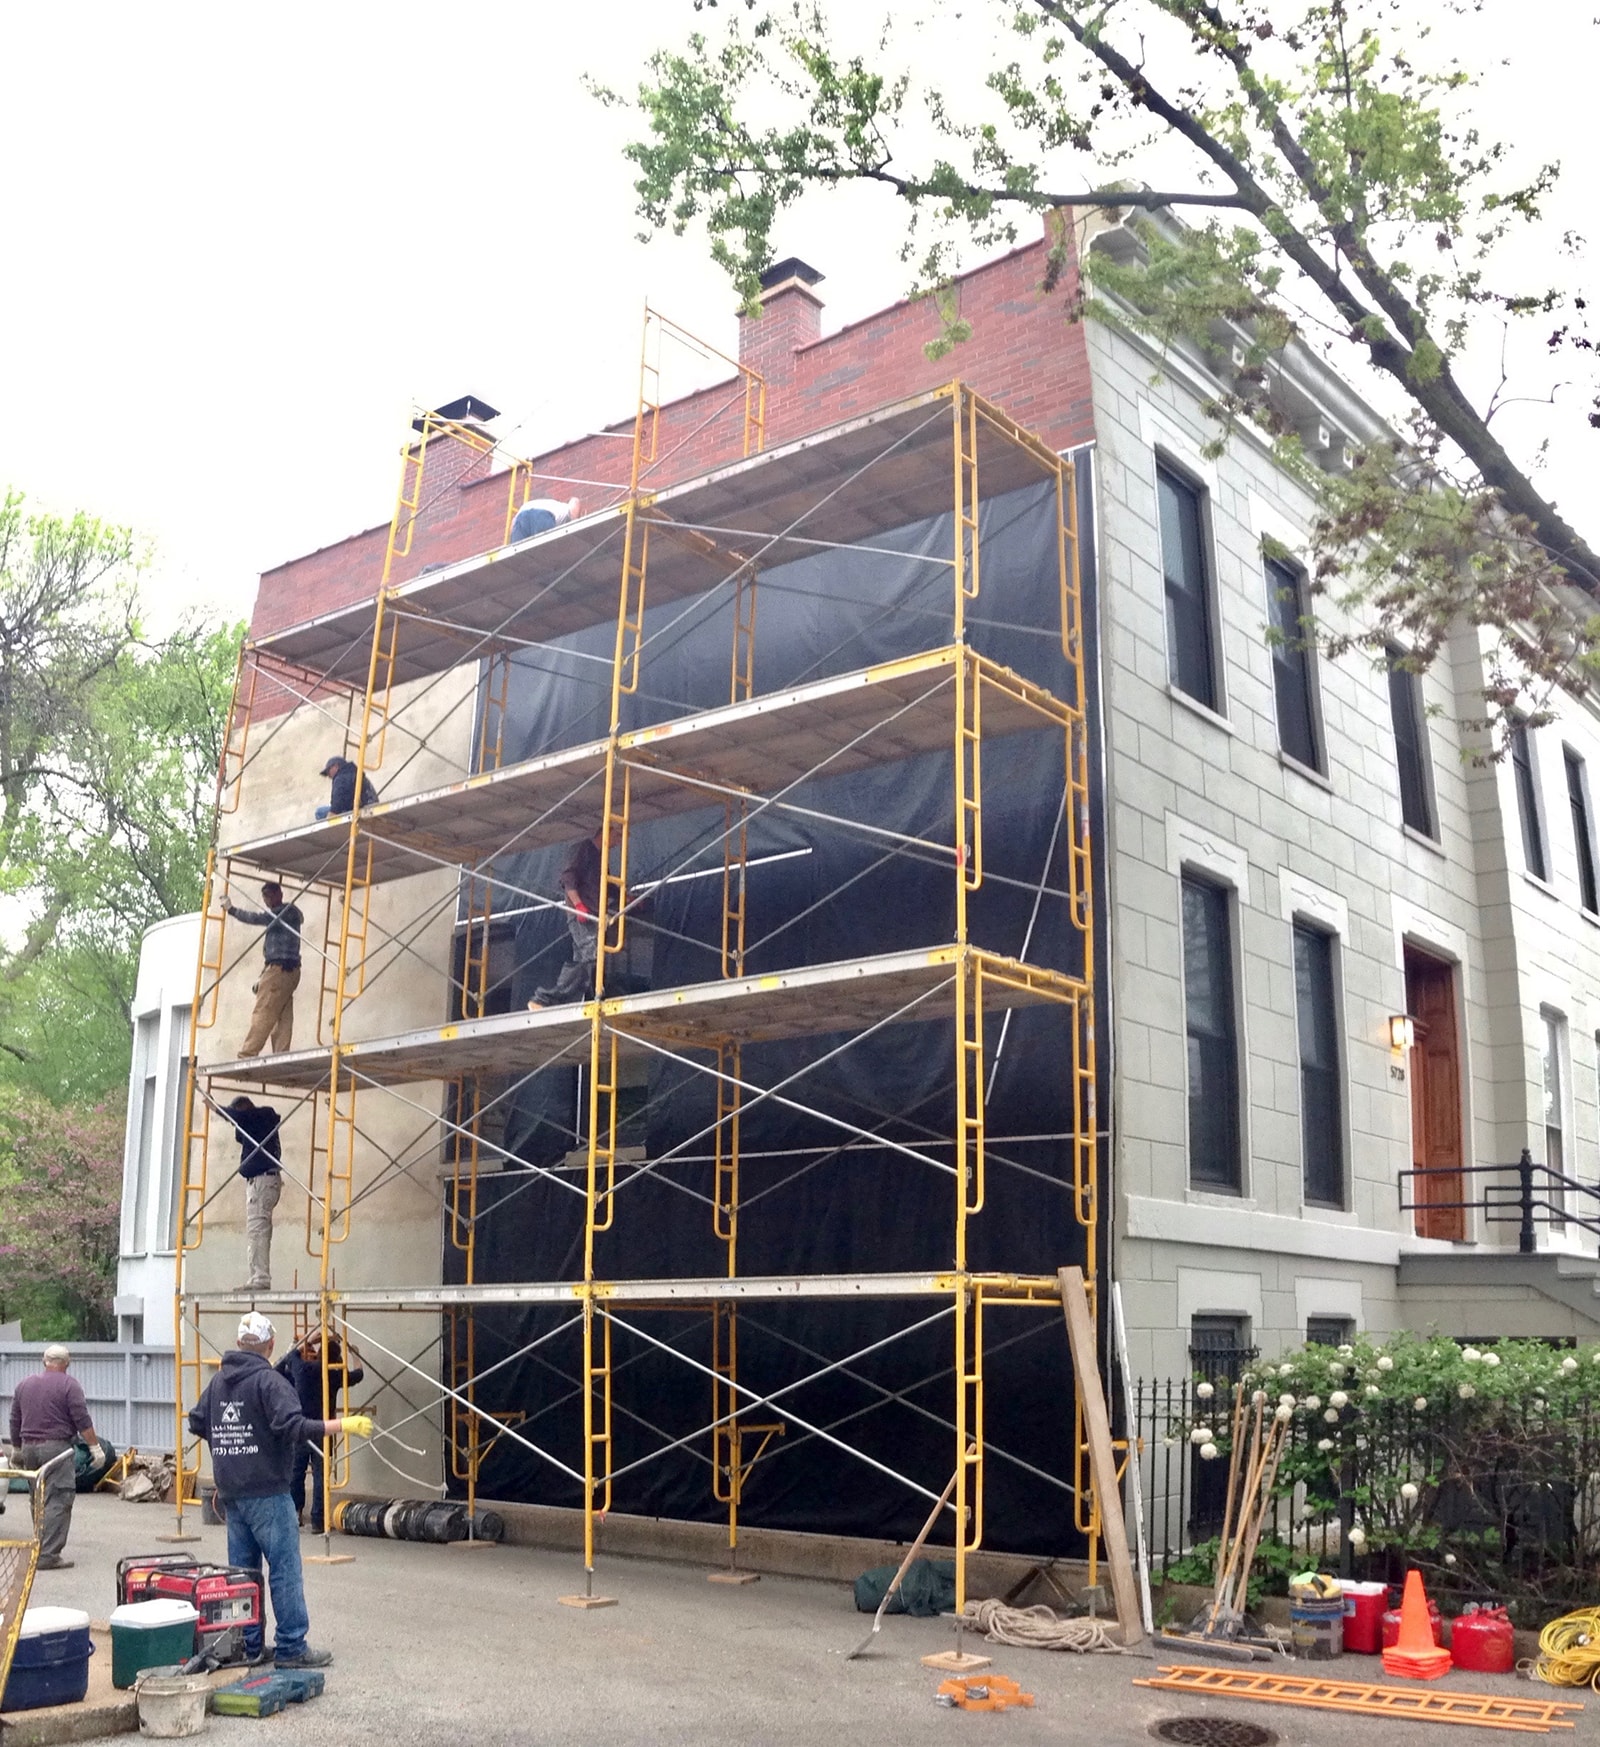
top-left (1149, 1720), bottom-right (1277, 1747)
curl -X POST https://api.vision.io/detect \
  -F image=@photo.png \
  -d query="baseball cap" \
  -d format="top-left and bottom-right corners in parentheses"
top-left (238, 1311), bottom-right (276, 1346)
top-left (320, 756), bottom-right (343, 776)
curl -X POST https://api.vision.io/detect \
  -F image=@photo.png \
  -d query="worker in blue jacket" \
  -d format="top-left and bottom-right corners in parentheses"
top-left (188, 1312), bottom-right (373, 1669)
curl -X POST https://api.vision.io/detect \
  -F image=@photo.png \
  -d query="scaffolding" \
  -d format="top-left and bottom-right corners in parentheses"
top-left (174, 320), bottom-right (1101, 1613)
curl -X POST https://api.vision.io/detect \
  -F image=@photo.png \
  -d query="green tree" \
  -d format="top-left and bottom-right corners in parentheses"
top-left (0, 1090), bottom-right (124, 1340)
top-left (610, 1), bottom-right (1597, 726)
top-left (0, 491), bottom-right (240, 1099)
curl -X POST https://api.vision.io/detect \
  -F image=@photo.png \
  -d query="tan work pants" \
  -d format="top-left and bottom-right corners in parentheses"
top-left (239, 963), bottom-right (301, 1057)
top-left (244, 1171), bottom-right (281, 1289)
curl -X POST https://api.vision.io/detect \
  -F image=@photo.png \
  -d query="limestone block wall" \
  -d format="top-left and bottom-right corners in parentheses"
top-left (1085, 313), bottom-right (1600, 1378)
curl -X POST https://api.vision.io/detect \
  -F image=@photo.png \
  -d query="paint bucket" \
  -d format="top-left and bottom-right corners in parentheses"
top-left (135, 1671), bottom-right (212, 1738)
top-left (1289, 1581), bottom-right (1345, 1660)
top-left (1342, 1581), bottom-right (1389, 1653)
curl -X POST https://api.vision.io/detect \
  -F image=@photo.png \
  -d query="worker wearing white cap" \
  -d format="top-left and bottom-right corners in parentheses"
top-left (187, 1313), bottom-right (374, 1669)
top-left (4, 1344), bottom-right (103, 1568)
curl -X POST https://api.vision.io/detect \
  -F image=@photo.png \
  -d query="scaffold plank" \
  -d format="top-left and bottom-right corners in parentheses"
top-left (182, 1270), bottom-right (1065, 1310)
top-left (220, 646), bottom-right (1071, 886)
top-left (253, 386), bottom-right (1061, 690)
top-left (198, 945), bottom-right (1084, 1090)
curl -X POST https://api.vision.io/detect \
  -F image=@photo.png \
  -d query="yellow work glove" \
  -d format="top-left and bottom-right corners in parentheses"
top-left (339, 1414), bottom-right (374, 1439)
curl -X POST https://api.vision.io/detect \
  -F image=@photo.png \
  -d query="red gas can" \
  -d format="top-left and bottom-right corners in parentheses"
top-left (1451, 1605), bottom-right (1515, 1675)
top-left (1382, 1594), bottom-right (1443, 1648)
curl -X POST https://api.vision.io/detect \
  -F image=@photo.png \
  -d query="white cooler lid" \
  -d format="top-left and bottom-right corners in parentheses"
top-left (110, 1599), bottom-right (199, 1626)
top-left (20, 1606), bottom-right (89, 1635)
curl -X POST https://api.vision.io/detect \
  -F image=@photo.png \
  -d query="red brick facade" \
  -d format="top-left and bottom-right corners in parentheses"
top-left (252, 216), bottom-right (1096, 644)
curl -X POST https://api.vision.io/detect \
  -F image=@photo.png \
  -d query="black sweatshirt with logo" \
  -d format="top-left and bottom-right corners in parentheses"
top-left (186, 1349), bottom-right (325, 1499)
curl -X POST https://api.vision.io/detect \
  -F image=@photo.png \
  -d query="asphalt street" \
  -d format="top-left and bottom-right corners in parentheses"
top-left (16, 1494), bottom-right (1600, 1745)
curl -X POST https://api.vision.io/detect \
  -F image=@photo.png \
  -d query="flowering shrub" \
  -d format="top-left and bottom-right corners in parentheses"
top-left (1174, 1330), bottom-right (1600, 1616)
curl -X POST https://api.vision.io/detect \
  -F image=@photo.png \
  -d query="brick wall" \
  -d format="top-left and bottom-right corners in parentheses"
top-left (250, 214), bottom-right (1096, 647)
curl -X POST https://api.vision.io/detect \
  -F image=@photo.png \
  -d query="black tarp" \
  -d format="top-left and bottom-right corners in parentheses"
top-left (443, 457), bottom-right (1106, 1555)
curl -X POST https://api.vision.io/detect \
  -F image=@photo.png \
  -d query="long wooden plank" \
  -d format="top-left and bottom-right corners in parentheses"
top-left (1058, 1265), bottom-right (1142, 1646)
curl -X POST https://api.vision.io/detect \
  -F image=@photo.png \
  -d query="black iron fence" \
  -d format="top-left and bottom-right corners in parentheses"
top-left (1128, 1375), bottom-right (1600, 1618)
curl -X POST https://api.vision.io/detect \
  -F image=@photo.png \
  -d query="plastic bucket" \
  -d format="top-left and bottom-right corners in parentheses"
top-left (135, 1672), bottom-right (211, 1738)
top-left (1342, 1581), bottom-right (1388, 1654)
top-left (1290, 1596), bottom-right (1345, 1659)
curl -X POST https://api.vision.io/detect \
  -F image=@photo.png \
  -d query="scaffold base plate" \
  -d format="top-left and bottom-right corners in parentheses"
top-left (921, 1651), bottom-right (992, 1672)
top-left (707, 1570), bottom-right (760, 1585)
top-left (559, 1594), bottom-right (618, 1610)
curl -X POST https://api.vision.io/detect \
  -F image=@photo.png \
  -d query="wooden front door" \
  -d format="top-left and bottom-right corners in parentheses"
top-left (1405, 948), bottom-right (1465, 1241)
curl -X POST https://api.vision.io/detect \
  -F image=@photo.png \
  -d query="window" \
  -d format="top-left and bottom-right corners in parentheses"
top-left (1566, 751), bottom-right (1598, 913)
top-left (1188, 1315), bottom-right (1255, 1536)
top-left (1543, 1008), bottom-right (1568, 1227)
top-left (1293, 922), bottom-right (1344, 1207)
top-left (1157, 466), bottom-right (1218, 710)
top-left (1386, 649), bottom-right (1436, 837)
top-left (1181, 873), bottom-right (1241, 1190)
top-left (1306, 1315), bottom-right (1354, 1348)
top-left (1511, 719), bottom-right (1547, 880)
top-left (1265, 556), bottom-right (1321, 771)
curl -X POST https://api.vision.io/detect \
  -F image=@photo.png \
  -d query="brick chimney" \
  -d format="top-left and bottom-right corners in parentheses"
top-left (402, 394), bottom-right (500, 541)
top-left (737, 259), bottom-right (825, 385)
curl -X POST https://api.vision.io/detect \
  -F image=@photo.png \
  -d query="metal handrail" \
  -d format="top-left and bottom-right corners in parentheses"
top-left (1399, 1148), bottom-right (1600, 1251)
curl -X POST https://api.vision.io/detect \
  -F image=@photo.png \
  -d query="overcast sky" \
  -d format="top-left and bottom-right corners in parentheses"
top-left (1, 2), bottom-right (1592, 629)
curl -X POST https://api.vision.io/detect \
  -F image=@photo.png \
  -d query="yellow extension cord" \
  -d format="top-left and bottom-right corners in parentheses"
top-left (1534, 1608), bottom-right (1600, 1689)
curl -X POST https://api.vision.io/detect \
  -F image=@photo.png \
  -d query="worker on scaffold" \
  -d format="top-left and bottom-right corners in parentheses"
top-left (528, 828), bottom-right (605, 1009)
top-left (224, 881), bottom-right (303, 1057)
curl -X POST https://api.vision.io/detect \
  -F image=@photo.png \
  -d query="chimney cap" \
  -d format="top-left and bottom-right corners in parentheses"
top-left (759, 258), bottom-right (825, 292)
top-left (414, 393), bottom-right (500, 433)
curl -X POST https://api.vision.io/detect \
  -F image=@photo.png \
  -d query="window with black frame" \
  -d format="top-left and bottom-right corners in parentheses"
top-left (1386, 648), bottom-right (1436, 838)
top-left (1181, 872), bottom-right (1241, 1192)
top-left (1565, 749), bottom-right (1599, 914)
top-left (1157, 465), bottom-right (1218, 711)
top-left (1265, 554), bottom-right (1321, 772)
top-left (1188, 1315), bottom-right (1256, 1536)
top-left (1510, 717), bottom-right (1547, 881)
top-left (1293, 921), bottom-right (1344, 1208)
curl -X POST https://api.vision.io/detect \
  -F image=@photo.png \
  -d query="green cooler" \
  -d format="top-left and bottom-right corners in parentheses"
top-left (109, 1599), bottom-right (198, 1688)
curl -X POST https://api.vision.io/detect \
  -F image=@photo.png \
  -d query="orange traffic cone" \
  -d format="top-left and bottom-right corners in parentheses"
top-left (1382, 1570), bottom-right (1452, 1680)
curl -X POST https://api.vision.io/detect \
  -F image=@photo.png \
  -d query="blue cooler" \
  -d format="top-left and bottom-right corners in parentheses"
top-left (2, 1606), bottom-right (93, 1711)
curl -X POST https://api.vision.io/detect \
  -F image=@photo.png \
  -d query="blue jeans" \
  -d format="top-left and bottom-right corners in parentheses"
top-left (510, 504), bottom-right (556, 541)
top-left (225, 1492), bottom-right (309, 1659)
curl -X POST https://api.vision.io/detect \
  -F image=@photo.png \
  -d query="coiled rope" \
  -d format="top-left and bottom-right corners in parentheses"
top-left (963, 1598), bottom-right (1128, 1653)
top-left (1534, 1608), bottom-right (1600, 1689)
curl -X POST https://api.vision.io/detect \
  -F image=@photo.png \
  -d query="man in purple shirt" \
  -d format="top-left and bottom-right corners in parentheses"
top-left (5, 1345), bottom-right (103, 1568)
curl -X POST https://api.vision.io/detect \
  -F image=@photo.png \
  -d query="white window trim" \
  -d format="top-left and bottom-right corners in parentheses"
top-left (1562, 744), bottom-right (1600, 915)
top-left (1294, 1277), bottom-right (1364, 1336)
top-left (1287, 907), bottom-right (1352, 1214)
top-left (1178, 1267), bottom-right (1262, 1335)
top-left (1509, 718), bottom-right (1554, 886)
top-left (1278, 870), bottom-right (1348, 939)
top-left (1538, 1004), bottom-right (1582, 1256)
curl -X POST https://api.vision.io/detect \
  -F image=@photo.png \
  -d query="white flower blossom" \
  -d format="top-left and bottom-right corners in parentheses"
top-left (1400, 1482), bottom-right (1419, 1502)
top-left (1483, 1352), bottom-right (1501, 1368)
top-left (1444, 1553), bottom-right (1457, 1567)
top-left (1279, 1393), bottom-right (1296, 1409)
top-left (1324, 1408), bottom-right (1340, 1423)
top-left (1190, 1427), bottom-right (1212, 1445)
top-left (1348, 1528), bottom-right (1366, 1548)
top-left (1413, 1397), bottom-right (1428, 1411)
top-left (1300, 1503), bottom-right (1317, 1520)
top-left (1275, 1405), bottom-right (1294, 1423)
top-left (1280, 1363), bottom-right (1296, 1377)
top-left (1366, 1385), bottom-right (1382, 1399)
top-left (1251, 1390), bottom-right (1268, 1406)
top-left (1199, 1442), bottom-right (1219, 1461)
top-left (1462, 1348), bottom-right (1482, 1364)
top-left (1196, 1381), bottom-right (1215, 1399)
top-left (1330, 1391), bottom-right (1349, 1409)
top-left (1459, 1383), bottom-right (1476, 1400)
top-left (1304, 1395), bottom-right (1322, 1411)
top-left (1331, 1359), bottom-right (1347, 1375)
top-left (1317, 1437), bottom-right (1335, 1452)
top-left (1562, 1357), bottom-right (1580, 1375)
top-left (1337, 1345), bottom-right (1355, 1358)
top-left (1377, 1356), bottom-right (1394, 1372)
top-left (1241, 1372), bottom-right (1255, 1386)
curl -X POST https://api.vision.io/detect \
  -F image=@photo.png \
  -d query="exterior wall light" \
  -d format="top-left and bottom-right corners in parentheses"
top-left (1389, 1014), bottom-right (1416, 1053)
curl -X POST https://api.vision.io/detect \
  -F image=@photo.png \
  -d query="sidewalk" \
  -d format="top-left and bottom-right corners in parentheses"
top-left (6, 1495), bottom-right (1596, 1746)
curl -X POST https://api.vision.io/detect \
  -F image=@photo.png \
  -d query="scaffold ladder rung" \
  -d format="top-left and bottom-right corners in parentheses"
top-left (1134, 1665), bottom-right (1584, 1732)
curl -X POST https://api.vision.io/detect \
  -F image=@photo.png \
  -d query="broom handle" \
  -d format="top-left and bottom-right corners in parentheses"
top-left (1231, 1418), bottom-right (1289, 1619)
top-left (1211, 1384), bottom-right (1246, 1604)
top-left (1211, 1398), bottom-right (1262, 1622)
